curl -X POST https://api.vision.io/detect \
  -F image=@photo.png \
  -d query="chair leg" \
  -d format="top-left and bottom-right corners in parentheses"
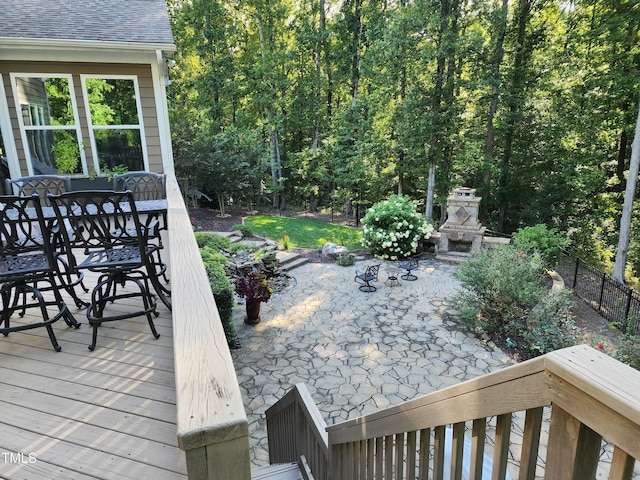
top-left (45, 324), bottom-right (62, 352)
top-left (89, 324), bottom-right (99, 351)
top-left (129, 275), bottom-right (160, 338)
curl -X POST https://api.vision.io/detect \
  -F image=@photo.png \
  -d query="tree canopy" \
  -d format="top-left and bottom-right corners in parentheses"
top-left (166, 0), bottom-right (640, 278)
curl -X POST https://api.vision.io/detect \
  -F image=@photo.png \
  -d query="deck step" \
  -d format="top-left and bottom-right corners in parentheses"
top-left (252, 463), bottom-right (303, 480)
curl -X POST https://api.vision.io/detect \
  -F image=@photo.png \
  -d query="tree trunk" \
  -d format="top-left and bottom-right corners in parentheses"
top-left (425, 0), bottom-right (451, 221)
top-left (498, 0), bottom-right (531, 232)
top-left (612, 103), bottom-right (640, 283)
top-left (481, 0), bottom-right (509, 222)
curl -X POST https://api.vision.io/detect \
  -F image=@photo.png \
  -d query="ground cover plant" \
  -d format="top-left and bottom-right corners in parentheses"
top-left (243, 216), bottom-right (362, 250)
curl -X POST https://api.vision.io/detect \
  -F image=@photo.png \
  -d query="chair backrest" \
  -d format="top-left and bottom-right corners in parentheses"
top-left (48, 190), bottom-right (147, 267)
top-left (5, 175), bottom-right (71, 206)
top-left (368, 264), bottom-right (381, 280)
top-left (113, 171), bottom-right (166, 201)
top-left (0, 194), bottom-right (55, 263)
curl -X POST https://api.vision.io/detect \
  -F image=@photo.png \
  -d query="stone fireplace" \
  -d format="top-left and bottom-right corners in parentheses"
top-left (432, 187), bottom-right (510, 262)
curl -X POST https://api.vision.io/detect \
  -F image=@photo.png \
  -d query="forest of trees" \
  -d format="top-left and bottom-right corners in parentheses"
top-left (166, 0), bottom-right (640, 277)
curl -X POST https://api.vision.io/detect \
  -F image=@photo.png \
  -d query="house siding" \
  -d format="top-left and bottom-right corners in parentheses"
top-left (0, 61), bottom-right (165, 176)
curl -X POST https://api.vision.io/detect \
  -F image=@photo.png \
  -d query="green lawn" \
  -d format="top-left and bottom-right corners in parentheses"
top-left (244, 216), bottom-right (362, 250)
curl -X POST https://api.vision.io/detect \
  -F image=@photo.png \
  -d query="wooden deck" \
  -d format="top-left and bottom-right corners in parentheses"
top-left (0, 260), bottom-right (186, 479)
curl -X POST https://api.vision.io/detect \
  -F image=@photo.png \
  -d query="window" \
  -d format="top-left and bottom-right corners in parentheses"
top-left (83, 76), bottom-right (147, 172)
top-left (12, 75), bottom-right (85, 175)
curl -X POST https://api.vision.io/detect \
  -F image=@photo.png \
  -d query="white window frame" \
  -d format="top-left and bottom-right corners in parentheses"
top-left (80, 74), bottom-right (149, 174)
top-left (10, 73), bottom-right (87, 176)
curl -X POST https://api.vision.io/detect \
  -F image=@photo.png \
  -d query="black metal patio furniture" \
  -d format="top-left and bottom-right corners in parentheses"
top-left (113, 171), bottom-right (167, 232)
top-left (355, 264), bottom-right (381, 292)
top-left (113, 171), bottom-right (171, 293)
top-left (49, 190), bottom-right (161, 351)
top-left (5, 174), bottom-right (71, 206)
top-left (399, 256), bottom-right (419, 281)
top-left (4, 174), bottom-right (89, 308)
top-left (0, 194), bottom-right (80, 351)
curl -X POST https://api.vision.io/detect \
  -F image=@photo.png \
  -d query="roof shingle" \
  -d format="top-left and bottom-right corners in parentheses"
top-left (0, 0), bottom-right (174, 45)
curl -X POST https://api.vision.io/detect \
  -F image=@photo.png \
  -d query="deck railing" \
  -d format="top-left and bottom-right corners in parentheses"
top-left (166, 171), bottom-right (251, 480)
top-left (266, 384), bottom-right (329, 479)
top-left (267, 345), bottom-right (640, 479)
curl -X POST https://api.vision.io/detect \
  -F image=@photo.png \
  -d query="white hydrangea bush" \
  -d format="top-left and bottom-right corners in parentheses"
top-left (360, 195), bottom-right (433, 260)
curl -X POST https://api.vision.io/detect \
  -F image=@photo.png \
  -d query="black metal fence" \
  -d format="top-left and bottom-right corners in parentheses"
top-left (556, 252), bottom-right (640, 335)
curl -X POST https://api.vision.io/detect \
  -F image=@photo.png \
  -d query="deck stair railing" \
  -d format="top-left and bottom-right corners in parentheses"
top-left (266, 345), bottom-right (640, 480)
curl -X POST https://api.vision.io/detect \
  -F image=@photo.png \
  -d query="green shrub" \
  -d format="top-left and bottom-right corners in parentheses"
top-left (513, 224), bottom-right (568, 270)
top-left (451, 245), bottom-right (577, 358)
top-left (231, 224), bottom-right (253, 237)
top-left (615, 335), bottom-right (640, 370)
top-left (360, 195), bottom-right (433, 260)
top-left (202, 261), bottom-right (237, 347)
top-left (452, 246), bottom-right (546, 335)
top-left (199, 246), bottom-right (227, 266)
top-left (195, 232), bottom-right (231, 251)
top-left (523, 289), bottom-right (577, 356)
top-left (336, 252), bottom-right (355, 266)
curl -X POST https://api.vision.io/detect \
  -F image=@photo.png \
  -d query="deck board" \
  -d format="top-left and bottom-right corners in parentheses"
top-left (0, 253), bottom-right (186, 479)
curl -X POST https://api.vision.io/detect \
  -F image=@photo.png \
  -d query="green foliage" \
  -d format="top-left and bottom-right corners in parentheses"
top-left (231, 224), bottom-right (253, 237)
top-left (195, 232), bottom-right (231, 251)
top-left (452, 245), bottom-right (576, 358)
top-left (167, 0), bottom-right (640, 278)
top-left (614, 335), bottom-right (640, 371)
top-left (281, 231), bottom-right (290, 250)
top-left (336, 252), bottom-right (355, 266)
top-left (200, 253), bottom-right (236, 347)
top-left (51, 135), bottom-right (81, 175)
top-left (513, 224), bottom-right (569, 270)
top-left (102, 163), bottom-right (129, 182)
top-left (360, 195), bottom-right (433, 260)
top-left (243, 216), bottom-right (362, 250)
top-left (523, 289), bottom-right (578, 356)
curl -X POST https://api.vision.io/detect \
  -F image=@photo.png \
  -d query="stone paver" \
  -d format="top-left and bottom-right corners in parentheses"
top-left (231, 257), bottom-right (514, 468)
top-left (230, 257), bottom-right (640, 478)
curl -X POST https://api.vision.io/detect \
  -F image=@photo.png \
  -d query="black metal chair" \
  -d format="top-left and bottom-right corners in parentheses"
top-left (0, 194), bottom-right (80, 351)
top-left (5, 175), bottom-right (71, 206)
top-left (49, 190), bottom-right (161, 351)
top-left (399, 257), bottom-right (419, 281)
top-left (355, 264), bottom-right (381, 292)
top-left (113, 171), bottom-right (167, 231)
top-left (5, 174), bottom-right (89, 308)
top-left (113, 171), bottom-right (170, 292)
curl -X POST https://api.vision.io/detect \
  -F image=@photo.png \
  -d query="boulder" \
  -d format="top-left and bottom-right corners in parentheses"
top-left (322, 243), bottom-right (349, 260)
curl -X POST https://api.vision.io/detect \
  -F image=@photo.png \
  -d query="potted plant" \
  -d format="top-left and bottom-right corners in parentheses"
top-left (235, 268), bottom-right (272, 325)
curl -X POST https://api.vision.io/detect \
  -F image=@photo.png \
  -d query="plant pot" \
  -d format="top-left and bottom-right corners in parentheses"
top-left (71, 176), bottom-right (112, 191)
top-left (245, 299), bottom-right (262, 325)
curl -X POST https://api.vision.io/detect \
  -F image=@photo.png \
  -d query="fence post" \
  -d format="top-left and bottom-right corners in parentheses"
top-left (625, 288), bottom-right (633, 333)
top-left (598, 272), bottom-right (606, 313)
top-left (573, 257), bottom-right (579, 289)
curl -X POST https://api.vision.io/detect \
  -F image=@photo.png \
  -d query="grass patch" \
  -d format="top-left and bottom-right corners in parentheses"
top-left (244, 216), bottom-right (362, 250)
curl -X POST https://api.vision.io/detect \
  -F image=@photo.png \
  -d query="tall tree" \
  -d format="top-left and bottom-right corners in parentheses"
top-left (613, 103), bottom-right (640, 283)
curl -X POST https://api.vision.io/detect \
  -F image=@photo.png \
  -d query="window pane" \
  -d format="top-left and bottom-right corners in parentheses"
top-left (95, 129), bottom-right (143, 171)
top-left (16, 77), bottom-right (74, 126)
top-left (27, 130), bottom-right (82, 175)
top-left (86, 78), bottom-right (139, 126)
